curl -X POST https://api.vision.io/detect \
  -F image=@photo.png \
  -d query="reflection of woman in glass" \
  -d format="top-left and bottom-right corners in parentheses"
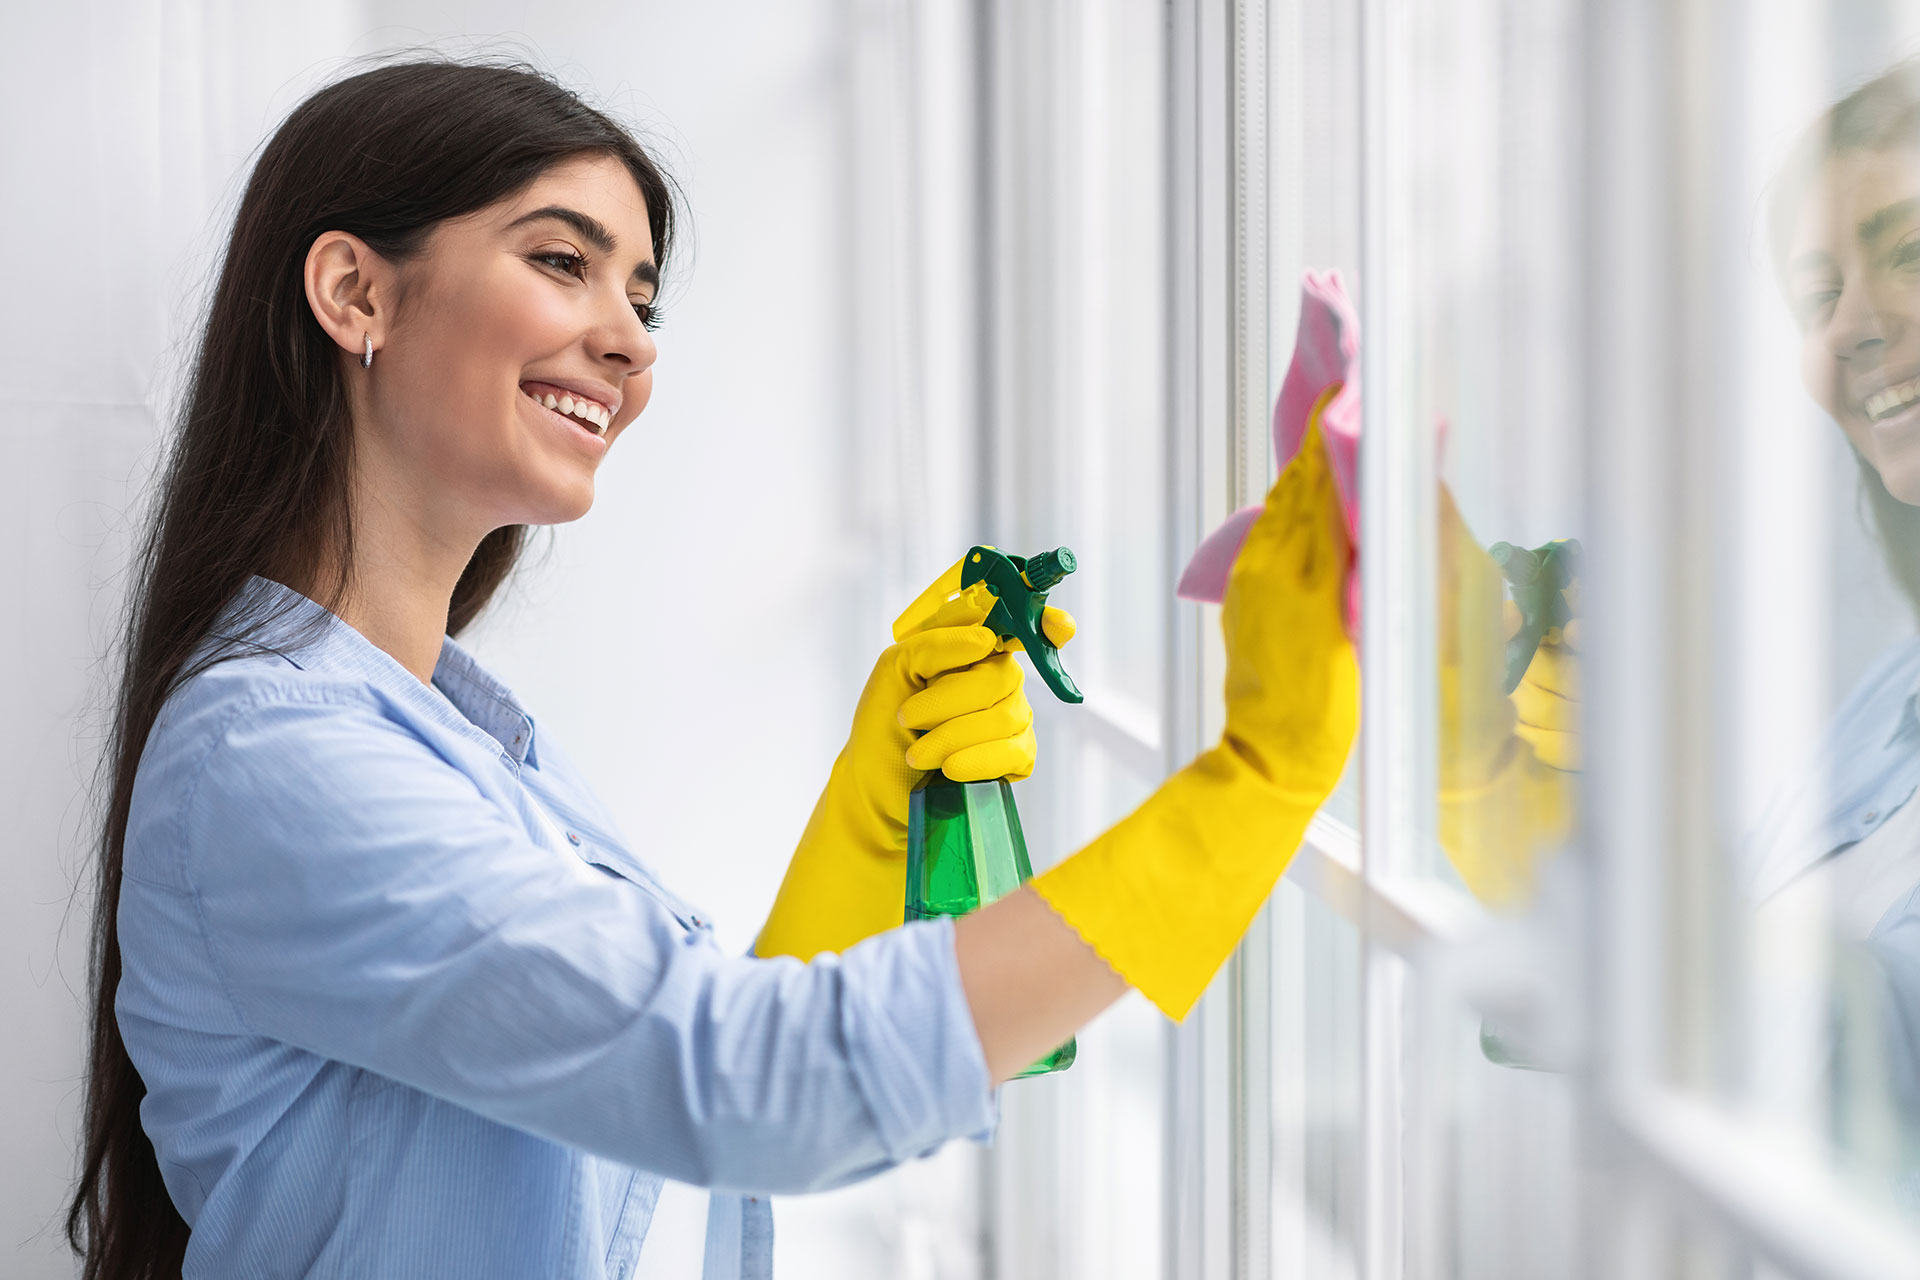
top-left (1759, 59), bottom-right (1920, 1194)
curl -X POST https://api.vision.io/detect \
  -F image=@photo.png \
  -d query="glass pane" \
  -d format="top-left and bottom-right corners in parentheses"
top-left (1398, 0), bottom-right (1586, 907)
top-left (980, 3), bottom-right (1170, 1272)
top-left (997, 0), bottom-right (1168, 722)
top-left (994, 739), bottom-right (1168, 1278)
top-left (1408, 977), bottom-right (1579, 1278)
top-left (1269, 880), bottom-right (1362, 1279)
top-left (1269, 0), bottom-right (1364, 828)
top-left (1708, 3), bottom-right (1920, 1227)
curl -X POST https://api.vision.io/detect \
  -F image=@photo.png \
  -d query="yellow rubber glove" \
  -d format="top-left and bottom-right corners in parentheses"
top-left (1511, 612), bottom-right (1579, 773)
top-left (754, 564), bottom-right (1076, 961)
top-left (1031, 417), bottom-right (1359, 1021)
top-left (1434, 492), bottom-right (1579, 907)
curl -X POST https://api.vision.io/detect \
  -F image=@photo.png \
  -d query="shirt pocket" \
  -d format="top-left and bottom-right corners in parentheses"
top-left (518, 783), bottom-right (718, 936)
top-left (569, 831), bottom-right (716, 936)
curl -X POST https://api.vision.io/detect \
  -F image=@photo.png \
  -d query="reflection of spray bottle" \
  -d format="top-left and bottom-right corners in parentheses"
top-left (906, 546), bottom-right (1082, 1078)
top-left (1490, 538), bottom-right (1582, 694)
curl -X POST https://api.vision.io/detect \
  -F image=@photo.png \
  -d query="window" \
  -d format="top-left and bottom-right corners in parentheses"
top-left (928, 1), bottom-right (1920, 1275)
top-left (1247, 0), bottom-right (1920, 1275)
top-left (976, 3), bottom-right (1174, 1276)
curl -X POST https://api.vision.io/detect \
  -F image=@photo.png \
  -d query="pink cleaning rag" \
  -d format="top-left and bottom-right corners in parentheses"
top-left (1177, 269), bottom-right (1362, 633)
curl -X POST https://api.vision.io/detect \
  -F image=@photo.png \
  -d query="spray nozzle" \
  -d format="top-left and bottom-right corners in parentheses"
top-left (1490, 537), bottom-right (1581, 695)
top-left (960, 545), bottom-right (1084, 705)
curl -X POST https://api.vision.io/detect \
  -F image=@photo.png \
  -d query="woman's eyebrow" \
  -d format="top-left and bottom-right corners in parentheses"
top-left (1857, 196), bottom-right (1920, 245)
top-left (1788, 248), bottom-right (1835, 278)
top-left (506, 205), bottom-right (660, 289)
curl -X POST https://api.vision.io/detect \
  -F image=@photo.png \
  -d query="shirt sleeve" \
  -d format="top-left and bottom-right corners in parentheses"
top-left (177, 689), bottom-right (996, 1194)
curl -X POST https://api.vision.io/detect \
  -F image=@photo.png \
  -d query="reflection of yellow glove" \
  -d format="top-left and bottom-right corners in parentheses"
top-left (754, 563), bottom-right (1076, 961)
top-left (1032, 418), bottom-right (1358, 1021)
top-left (1510, 611), bottom-right (1579, 772)
top-left (1435, 491), bottom-right (1578, 907)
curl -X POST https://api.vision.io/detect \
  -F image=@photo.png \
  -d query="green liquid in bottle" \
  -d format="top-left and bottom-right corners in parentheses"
top-left (906, 774), bottom-right (1076, 1078)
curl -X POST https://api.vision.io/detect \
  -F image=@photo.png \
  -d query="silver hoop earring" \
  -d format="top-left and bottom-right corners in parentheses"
top-left (362, 333), bottom-right (374, 369)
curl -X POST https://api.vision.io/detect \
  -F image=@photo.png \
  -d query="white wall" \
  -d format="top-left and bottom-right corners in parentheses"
top-left (3, 8), bottom-right (378, 1273)
top-left (1, 4), bottom-right (976, 1277)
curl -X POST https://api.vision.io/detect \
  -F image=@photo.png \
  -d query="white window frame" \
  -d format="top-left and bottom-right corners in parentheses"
top-left (1163, 1), bottom-right (1920, 1278)
top-left (942, 1), bottom-right (1920, 1274)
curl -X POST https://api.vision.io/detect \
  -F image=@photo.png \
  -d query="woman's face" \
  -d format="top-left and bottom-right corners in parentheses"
top-left (356, 154), bottom-right (660, 532)
top-left (1791, 148), bottom-right (1920, 502)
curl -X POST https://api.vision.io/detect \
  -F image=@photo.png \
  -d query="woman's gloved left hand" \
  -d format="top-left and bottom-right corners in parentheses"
top-left (754, 560), bottom-right (1075, 961)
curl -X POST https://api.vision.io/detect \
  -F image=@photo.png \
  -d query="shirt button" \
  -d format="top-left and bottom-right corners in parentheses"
top-left (566, 831), bottom-right (581, 846)
top-left (1866, 810), bottom-right (1881, 823)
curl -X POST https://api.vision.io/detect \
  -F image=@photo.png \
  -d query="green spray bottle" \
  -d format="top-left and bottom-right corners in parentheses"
top-left (905, 545), bottom-right (1083, 1078)
top-left (1489, 537), bottom-right (1583, 694)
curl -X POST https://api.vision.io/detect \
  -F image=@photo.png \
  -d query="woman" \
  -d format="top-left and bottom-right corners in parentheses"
top-left (67, 58), bottom-right (1358, 1278)
top-left (1703, 57), bottom-right (1920, 1197)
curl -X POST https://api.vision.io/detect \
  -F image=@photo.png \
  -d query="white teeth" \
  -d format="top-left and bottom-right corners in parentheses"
top-left (1866, 377), bottom-right (1920, 421)
top-left (526, 387), bottom-right (611, 434)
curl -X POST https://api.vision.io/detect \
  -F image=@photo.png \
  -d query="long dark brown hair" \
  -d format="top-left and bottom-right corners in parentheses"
top-left (67, 56), bottom-right (679, 1278)
top-left (1768, 58), bottom-right (1920, 615)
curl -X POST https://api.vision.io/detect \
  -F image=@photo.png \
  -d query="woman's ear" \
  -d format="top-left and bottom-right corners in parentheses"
top-left (303, 231), bottom-right (392, 361)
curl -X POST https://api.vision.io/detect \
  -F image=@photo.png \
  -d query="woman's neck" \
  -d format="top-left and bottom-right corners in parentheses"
top-left (329, 470), bottom-right (489, 685)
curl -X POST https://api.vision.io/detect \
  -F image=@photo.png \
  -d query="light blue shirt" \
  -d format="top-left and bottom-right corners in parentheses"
top-left (115, 576), bottom-right (997, 1278)
top-left (1745, 636), bottom-right (1920, 905)
top-left (1745, 633), bottom-right (1920, 1198)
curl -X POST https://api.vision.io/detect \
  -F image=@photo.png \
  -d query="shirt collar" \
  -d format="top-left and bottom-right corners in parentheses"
top-left (1889, 685), bottom-right (1920, 751)
top-left (1743, 635), bottom-right (1920, 901)
top-left (210, 576), bottom-right (540, 768)
top-left (432, 637), bottom-right (540, 768)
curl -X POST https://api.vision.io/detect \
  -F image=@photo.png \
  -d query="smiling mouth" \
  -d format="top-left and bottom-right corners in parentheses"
top-left (1863, 375), bottom-right (1920, 423)
top-left (521, 386), bottom-right (611, 436)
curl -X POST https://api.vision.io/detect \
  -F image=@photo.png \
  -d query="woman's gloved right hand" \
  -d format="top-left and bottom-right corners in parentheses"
top-left (1031, 416), bottom-right (1359, 1021)
top-left (754, 567), bottom-right (1075, 962)
top-left (1509, 608), bottom-right (1579, 773)
top-left (1433, 493), bottom-right (1579, 907)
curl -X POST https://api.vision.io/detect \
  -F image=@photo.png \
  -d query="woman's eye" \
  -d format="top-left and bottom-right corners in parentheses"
top-left (535, 251), bottom-right (586, 277)
top-left (1796, 289), bottom-right (1839, 328)
top-left (1894, 236), bottom-right (1920, 270)
top-left (535, 251), bottom-right (661, 331)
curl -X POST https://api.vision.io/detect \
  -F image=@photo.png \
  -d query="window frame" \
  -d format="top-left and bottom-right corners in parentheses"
top-left (976, 0), bottom-right (1920, 1274)
top-left (1164, 1), bottom-right (1920, 1278)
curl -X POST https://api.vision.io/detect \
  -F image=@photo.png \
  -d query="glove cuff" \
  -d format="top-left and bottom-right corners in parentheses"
top-left (1436, 743), bottom-right (1573, 908)
top-left (1030, 743), bottom-right (1327, 1021)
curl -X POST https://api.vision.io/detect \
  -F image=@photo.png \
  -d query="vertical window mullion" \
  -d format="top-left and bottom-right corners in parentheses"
top-left (1165, 0), bottom-right (1242, 1278)
top-left (1229, 2), bottom-right (1274, 1279)
top-left (1161, 1), bottom-right (1235, 1277)
top-left (1577, 0), bottom-right (1674, 1273)
top-left (1357, 0), bottom-right (1425, 1276)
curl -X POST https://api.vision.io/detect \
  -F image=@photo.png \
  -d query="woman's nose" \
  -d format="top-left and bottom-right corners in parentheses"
top-left (1827, 280), bottom-right (1892, 360)
top-left (603, 331), bottom-right (656, 371)
top-left (593, 300), bottom-right (657, 372)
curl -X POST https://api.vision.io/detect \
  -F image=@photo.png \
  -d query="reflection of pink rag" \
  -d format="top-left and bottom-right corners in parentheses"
top-left (1177, 269), bottom-right (1362, 632)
